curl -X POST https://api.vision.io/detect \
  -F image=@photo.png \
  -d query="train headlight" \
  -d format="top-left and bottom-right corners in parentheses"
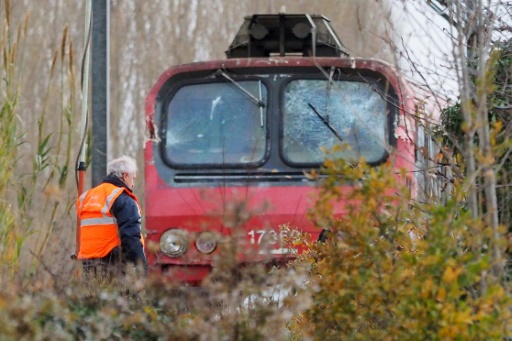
top-left (160, 229), bottom-right (188, 257)
top-left (195, 232), bottom-right (217, 254)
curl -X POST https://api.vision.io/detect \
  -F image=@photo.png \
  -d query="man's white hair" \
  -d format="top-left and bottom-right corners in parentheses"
top-left (107, 155), bottom-right (137, 178)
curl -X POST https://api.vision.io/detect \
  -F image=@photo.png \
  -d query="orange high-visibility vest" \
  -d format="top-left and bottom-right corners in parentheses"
top-left (76, 182), bottom-right (144, 259)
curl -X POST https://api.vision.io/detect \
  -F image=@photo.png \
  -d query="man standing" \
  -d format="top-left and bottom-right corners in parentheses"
top-left (76, 155), bottom-right (147, 277)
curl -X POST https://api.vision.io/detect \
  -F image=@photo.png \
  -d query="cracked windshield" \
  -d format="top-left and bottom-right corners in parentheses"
top-left (283, 79), bottom-right (389, 164)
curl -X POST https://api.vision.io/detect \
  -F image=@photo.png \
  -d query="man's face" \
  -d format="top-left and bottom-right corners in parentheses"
top-left (122, 172), bottom-right (136, 189)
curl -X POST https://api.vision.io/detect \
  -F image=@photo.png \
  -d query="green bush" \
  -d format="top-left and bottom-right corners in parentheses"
top-left (289, 157), bottom-right (511, 340)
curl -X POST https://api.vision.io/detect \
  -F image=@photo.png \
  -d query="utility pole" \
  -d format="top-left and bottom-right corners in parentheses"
top-left (91, 0), bottom-right (110, 186)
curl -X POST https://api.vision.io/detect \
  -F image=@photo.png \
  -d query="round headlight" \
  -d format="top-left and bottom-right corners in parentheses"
top-left (160, 229), bottom-right (188, 257)
top-left (195, 232), bottom-right (217, 254)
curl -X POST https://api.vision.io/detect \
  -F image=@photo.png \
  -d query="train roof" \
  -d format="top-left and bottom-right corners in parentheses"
top-left (225, 13), bottom-right (350, 58)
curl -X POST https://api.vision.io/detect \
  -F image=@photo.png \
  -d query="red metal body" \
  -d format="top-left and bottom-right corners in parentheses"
top-left (144, 57), bottom-right (417, 284)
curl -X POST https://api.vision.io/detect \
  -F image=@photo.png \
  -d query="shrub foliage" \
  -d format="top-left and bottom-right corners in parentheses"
top-left (290, 157), bottom-right (511, 340)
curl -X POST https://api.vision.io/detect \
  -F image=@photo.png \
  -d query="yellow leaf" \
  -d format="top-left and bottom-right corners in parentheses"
top-left (454, 308), bottom-right (474, 325)
top-left (436, 287), bottom-right (446, 302)
top-left (399, 268), bottom-right (415, 281)
top-left (324, 158), bottom-right (335, 169)
top-left (439, 325), bottom-right (459, 339)
top-left (442, 266), bottom-right (459, 284)
top-left (421, 279), bottom-right (433, 298)
top-left (435, 152), bottom-right (444, 163)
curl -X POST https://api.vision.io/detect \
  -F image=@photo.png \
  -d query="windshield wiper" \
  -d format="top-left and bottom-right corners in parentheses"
top-left (308, 103), bottom-right (343, 142)
top-left (216, 70), bottom-right (265, 127)
top-left (216, 70), bottom-right (265, 108)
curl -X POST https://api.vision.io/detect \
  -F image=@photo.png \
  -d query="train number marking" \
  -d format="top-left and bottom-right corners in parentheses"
top-left (247, 229), bottom-right (298, 245)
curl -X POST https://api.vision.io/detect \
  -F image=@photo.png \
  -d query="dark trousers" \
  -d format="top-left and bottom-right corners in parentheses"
top-left (82, 247), bottom-right (123, 281)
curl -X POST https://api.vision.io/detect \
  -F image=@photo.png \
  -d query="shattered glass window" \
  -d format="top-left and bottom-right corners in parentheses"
top-left (283, 79), bottom-right (389, 164)
top-left (165, 81), bottom-right (267, 165)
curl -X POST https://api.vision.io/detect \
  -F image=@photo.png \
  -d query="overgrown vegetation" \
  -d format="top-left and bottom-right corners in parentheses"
top-left (289, 156), bottom-right (511, 340)
top-left (438, 38), bottom-right (512, 227)
top-left (0, 0), bottom-right (511, 340)
top-left (0, 0), bottom-right (22, 273)
top-left (0, 0), bottom-right (77, 276)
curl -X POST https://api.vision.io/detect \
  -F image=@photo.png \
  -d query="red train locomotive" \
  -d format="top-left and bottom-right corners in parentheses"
top-left (144, 14), bottom-right (419, 283)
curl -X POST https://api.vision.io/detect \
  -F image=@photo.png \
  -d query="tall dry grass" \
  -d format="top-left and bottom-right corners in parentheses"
top-left (0, 0), bottom-right (78, 279)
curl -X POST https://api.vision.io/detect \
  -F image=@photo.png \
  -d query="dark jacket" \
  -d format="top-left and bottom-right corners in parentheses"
top-left (103, 175), bottom-right (148, 273)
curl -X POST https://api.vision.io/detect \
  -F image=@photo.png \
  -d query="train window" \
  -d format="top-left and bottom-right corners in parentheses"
top-left (283, 79), bottom-right (389, 164)
top-left (164, 81), bottom-right (268, 166)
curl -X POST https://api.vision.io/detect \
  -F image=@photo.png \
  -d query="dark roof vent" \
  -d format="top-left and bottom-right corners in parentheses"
top-left (226, 14), bottom-right (349, 58)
